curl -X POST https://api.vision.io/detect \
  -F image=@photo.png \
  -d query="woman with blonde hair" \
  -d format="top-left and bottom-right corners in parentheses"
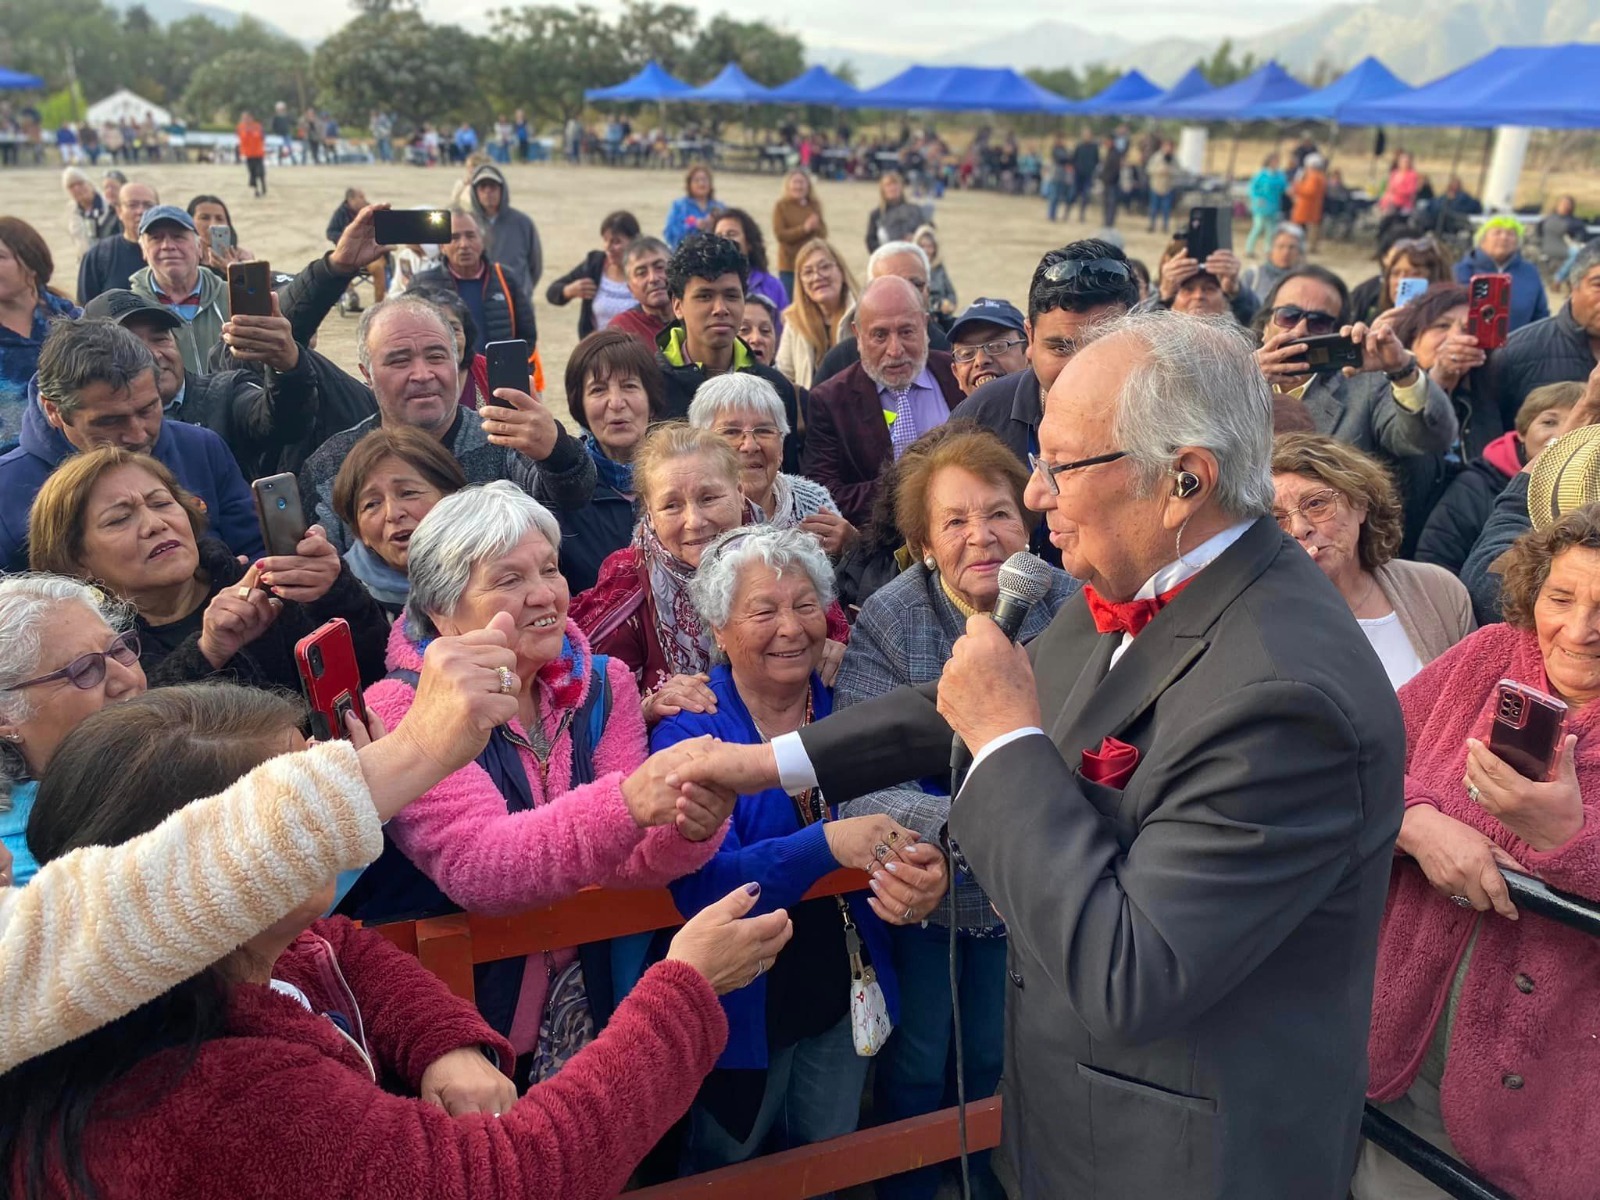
top-left (774, 238), bottom-right (856, 392)
top-left (772, 169), bottom-right (826, 296)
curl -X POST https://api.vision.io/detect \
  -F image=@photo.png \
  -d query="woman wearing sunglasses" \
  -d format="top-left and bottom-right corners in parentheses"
top-left (1253, 266), bottom-right (1457, 463)
top-left (0, 574), bottom-right (146, 887)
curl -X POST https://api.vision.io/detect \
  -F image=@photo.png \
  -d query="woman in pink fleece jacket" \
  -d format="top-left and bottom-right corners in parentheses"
top-left (1357, 508), bottom-right (1600, 1200)
top-left (359, 483), bottom-right (735, 1076)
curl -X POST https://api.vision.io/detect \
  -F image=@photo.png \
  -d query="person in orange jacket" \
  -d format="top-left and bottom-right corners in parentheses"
top-left (236, 111), bottom-right (267, 197)
top-left (1291, 153), bottom-right (1329, 251)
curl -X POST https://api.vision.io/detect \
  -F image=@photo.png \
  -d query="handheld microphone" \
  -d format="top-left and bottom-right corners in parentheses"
top-left (949, 551), bottom-right (1057, 783)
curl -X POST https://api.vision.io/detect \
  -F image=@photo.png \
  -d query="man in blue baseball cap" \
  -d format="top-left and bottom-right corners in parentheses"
top-left (129, 204), bottom-right (228, 376)
top-left (947, 296), bottom-right (1029, 396)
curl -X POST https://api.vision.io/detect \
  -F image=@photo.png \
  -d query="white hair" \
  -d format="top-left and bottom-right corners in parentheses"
top-left (60, 166), bottom-right (93, 191)
top-left (868, 240), bottom-right (930, 280)
top-left (1085, 311), bottom-right (1275, 519)
top-left (686, 374), bottom-right (790, 437)
top-left (688, 527), bottom-right (837, 652)
top-left (403, 482), bottom-right (562, 641)
top-left (0, 575), bottom-right (134, 787)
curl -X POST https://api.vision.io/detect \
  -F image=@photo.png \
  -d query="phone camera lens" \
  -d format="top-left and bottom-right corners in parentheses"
top-left (308, 645), bottom-right (324, 676)
top-left (276, 497), bottom-right (287, 510)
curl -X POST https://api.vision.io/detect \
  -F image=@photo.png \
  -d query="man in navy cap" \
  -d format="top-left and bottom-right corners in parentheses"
top-left (947, 296), bottom-right (1029, 396)
top-left (129, 205), bottom-right (228, 376)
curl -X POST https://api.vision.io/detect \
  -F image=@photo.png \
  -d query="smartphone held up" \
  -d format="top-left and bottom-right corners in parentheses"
top-left (484, 339), bottom-right (531, 406)
top-left (296, 619), bottom-right (368, 742)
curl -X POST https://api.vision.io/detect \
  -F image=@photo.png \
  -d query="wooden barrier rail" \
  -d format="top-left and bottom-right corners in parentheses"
top-left (368, 867), bottom-right (1000, 1195)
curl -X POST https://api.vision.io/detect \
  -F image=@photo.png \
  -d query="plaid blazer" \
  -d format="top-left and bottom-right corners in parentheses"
top-left (834, 562), bottom-right (1079, 931)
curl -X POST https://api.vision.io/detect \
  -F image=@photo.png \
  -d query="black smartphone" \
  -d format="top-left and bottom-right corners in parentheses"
top-left (251, 472), bottom-right (309, 558)
top-left (227, 260), bottom-right (272, 318)
top-left (1182, 206), bottom-right (1231, 262)
top-left (372, 208), bottom-right (451, 245)
top-left (1488, 679), bottom-right (1567, 780)
top-left (484, 339), bottom-right (531, 407)
top-left (1290, 333), bottom-right (1363, 375)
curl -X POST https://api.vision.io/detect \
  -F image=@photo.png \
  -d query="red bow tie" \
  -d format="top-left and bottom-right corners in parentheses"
top-left (1083, 579), bottom-right (1193, 638)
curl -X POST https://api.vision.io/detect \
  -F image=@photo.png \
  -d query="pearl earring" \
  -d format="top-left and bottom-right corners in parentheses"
top-left (923, 555), bottom-right (937, 572)
top-left (1, 733), bottom-right (20, 744)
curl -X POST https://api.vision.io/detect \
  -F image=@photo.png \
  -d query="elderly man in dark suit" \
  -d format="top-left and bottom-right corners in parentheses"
top-left (802, 275), bottom-right (964, 526)
top-left (672, 310), bottom-right (1405, 1199)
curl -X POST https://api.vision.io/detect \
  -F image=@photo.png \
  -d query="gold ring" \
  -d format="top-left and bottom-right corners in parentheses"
top-left (496, 666), bottom-right (516, 695)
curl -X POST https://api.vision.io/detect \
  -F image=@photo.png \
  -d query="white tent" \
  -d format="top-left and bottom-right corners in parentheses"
top-left (86, 88), bottom-right (172, 128)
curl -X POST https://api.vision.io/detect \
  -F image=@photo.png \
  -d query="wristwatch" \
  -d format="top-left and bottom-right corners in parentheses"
top-left (1385, 355), bottom-right (1419, 383)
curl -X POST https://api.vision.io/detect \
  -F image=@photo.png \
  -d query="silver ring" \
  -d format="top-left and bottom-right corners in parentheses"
top-left (1467, 783), bottom-right (1482, 804)
top-left (496, 665), bottom-right (516, 695)
top-left (873, 842), bottom-right (892, 861)
top-left (1450, 895), bottom-right (1474, 909)
top-left (903, 904), bottom-right (914, 921)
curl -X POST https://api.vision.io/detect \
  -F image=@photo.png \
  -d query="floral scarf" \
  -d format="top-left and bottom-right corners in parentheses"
top-left (584, 433), bottom-right (635, 495)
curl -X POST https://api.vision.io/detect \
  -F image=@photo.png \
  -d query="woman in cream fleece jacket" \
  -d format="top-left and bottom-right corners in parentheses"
top-left (0, 604), bottom-right (528, 1073)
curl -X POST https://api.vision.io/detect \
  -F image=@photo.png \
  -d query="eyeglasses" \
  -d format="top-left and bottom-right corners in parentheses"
top-left (798, 261), bottom-right (839, 282)
top-left (950, 337), bottom-right (1025, 364)
top-left (1271, 488), bottom-right (1344, 529)
top-left (1270, 305), bottom-right (1342, 336)
top-left (4, 631), bottom-right (141, 692)
top-left (1028, 450), bottom-right (1127, 496)
top-left (716, 423), bottom-right (782, 445)
top-left (1040, 257), bottom-right (1133, 291)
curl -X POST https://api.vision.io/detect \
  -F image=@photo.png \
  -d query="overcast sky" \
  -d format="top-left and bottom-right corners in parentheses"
top-left (203, 0), bottom-right (1331, 54)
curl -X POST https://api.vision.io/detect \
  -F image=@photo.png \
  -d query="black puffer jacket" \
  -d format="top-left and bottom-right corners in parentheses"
top-left (545, 250), bottom-right (608, 339)
top-left (412, 262), bottom-right (538, 351)
top-left (1488, 303), bottom-right (1599, 429)
top-left (135, 536), bottom-right (389, 691)
top-left (174, 359), bottom-right (319, 480)
top-left (1414, 457), bottom-right (1514, 575)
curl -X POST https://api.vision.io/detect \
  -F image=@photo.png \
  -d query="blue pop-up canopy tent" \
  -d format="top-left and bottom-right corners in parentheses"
top-left (768, 65), bottom-right (860, 106)
top-left (584, 61), bottom-right (694, 103)
top-left (1344, 44), bottom-right (1600, 129)
top-left (1160, 61), bottom-right (1309, 121)
top-left (683, 63), bottom-right (775, 104)
top-left (1077, 70), bottom-right (1162, 115)
top-left (0, 67), bottom-right (44, 90)
top-left (1123, 66), bottom-right (1214, 116)
top-left (851, 65), bottom-right (1076, 113)
top-left (1251, 56), bottom-right (1411, 121)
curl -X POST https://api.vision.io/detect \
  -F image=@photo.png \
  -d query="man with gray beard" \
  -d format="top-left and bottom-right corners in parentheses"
top-left (801, 275), bottom-right (963, 525)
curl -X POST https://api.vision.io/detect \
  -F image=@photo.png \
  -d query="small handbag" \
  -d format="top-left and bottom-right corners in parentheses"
top-left (528, 954), bottom-right (595, 1084)
top-left (795, 784), bottom-right (894, 1058)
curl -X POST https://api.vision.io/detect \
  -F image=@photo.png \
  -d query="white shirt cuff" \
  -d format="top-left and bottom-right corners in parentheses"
top-left (970, 727), bottom-right (1047, 774)
top-left (1391, 372), bottom-right (1428, 412)
top-left (771, 731), bottom-right (818, 795)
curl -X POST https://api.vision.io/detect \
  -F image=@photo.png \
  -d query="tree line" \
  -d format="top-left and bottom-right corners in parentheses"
top-left (0, 0), bottom-right (807, 130)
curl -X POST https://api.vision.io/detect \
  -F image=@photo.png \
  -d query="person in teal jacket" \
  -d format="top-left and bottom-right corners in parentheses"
top-left (1247, 152), bottom-right (1289, 259)
top-left (663, 164), bottom-right (725, 249)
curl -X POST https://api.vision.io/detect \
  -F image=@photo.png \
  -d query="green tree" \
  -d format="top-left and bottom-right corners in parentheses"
top-left (611, 0), bottom-right (700, 77)
top-left (1027, 66), bottom-right (1082, 100)
top-left (687, 15), bottom-right (803, 86)
top-left (0, 0), bottom-right (129, 100)
top-left (488, 5), bottom-right (625, 124)
top-left (1080, 63), bottom-right (1121, 100)
top-left (1199, 40), bottom-right (1257, 88)
top-left (313, 10), bottom-right (486, 128)
top-left (183, 43), bottom-right (312, 126)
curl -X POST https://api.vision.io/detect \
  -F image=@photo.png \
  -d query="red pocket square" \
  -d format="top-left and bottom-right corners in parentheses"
top-left (1081, 736), bottom-right (1139, 789)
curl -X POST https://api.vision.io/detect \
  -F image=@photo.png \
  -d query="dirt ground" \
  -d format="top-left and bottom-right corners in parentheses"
top-left (5, 158), bottom-right (1402, 392)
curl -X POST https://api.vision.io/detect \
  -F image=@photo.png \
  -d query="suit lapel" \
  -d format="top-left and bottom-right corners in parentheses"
top-left (854, 369), bottom-right (893, 474)
top-left (1045, 518), bottom-right (1286, 756)
top-left (1302, 374), bottom-right (1349, 438)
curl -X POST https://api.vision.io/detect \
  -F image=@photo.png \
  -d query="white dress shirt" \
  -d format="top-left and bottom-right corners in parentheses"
top-left (770, 519), bottom-right (1259, 794)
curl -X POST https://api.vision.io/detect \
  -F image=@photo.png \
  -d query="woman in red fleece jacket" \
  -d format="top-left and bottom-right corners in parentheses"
top-left (2, 683), bottom-right (791, 1200)
top-left (1356, 508), bottom-right (1600, 1200)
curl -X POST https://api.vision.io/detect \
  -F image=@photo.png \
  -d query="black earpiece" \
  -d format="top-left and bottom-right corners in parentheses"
top-left (1173, 470), bottom-right (1201, 499)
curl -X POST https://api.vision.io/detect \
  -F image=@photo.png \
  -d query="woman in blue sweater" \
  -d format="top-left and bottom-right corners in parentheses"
top-left (1246, 152), bottom-right (1288, 259)
top-left (663, 164), bottom-right (725, 249)
top-left (653, 526), bottom-right (947, 1186)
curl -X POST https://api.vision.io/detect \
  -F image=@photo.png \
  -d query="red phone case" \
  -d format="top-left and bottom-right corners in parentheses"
top-left (295, 619), bottom-right (367, 741)
top-left (1466, 273), bottom-right (1511, 351)
top-left (1487, 679), bottom-right (1566, 781)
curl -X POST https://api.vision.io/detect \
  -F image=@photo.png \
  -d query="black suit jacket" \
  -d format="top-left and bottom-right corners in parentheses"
top-left (801, 353), bottom-right (963, 526)
top-left (798, 518), bottom-right (1404, 1199)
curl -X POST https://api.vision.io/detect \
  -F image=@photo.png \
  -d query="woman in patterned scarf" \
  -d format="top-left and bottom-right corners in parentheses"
top-left (571, 424), bottom-right (849, 725)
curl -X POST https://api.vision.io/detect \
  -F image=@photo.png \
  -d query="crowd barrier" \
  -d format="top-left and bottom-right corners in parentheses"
top-left (371, 865), bottom-right (1600, 1199)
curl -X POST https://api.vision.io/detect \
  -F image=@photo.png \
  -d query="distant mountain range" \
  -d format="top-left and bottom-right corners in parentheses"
top-left (105, 0), bottom-right (301, 43)
top-left (813, 0), bottom-right (1600, 88)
